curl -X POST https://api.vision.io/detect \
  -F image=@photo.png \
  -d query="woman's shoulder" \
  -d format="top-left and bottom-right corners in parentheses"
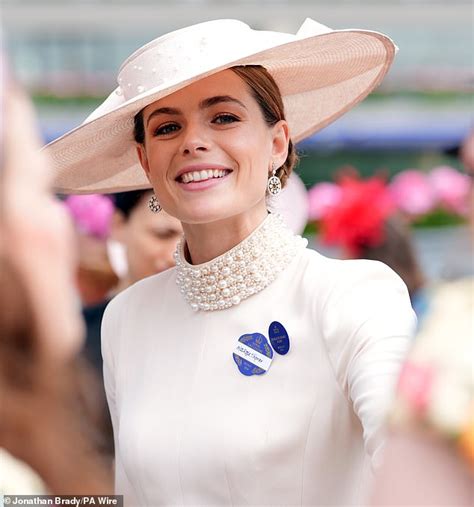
top-left (299, 248), bottom-right (416, 340)
top-left (301, 247), bottom-right (408, 295)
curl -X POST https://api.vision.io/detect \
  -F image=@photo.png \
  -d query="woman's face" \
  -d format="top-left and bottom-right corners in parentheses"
top-left (137, 69), bottom-right (289, 224)
top-left (1, 85), bottom-right (84, 360)
top-left (113, 192), bottom-right (182, 283)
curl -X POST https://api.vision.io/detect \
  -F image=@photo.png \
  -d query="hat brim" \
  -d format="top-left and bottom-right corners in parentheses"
top-left (46, 29), bottom-right (395, 194)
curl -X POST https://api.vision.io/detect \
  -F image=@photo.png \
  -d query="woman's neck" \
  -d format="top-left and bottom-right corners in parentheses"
top-left (181, 202), bottom-right (268, 265)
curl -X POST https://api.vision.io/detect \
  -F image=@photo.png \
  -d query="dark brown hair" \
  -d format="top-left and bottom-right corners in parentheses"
top-left (133, 65), bottom-right (298, 187)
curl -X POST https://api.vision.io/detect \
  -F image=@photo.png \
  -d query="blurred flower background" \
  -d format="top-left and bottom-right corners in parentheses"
top-left (2, 0), bottom-right (473, 281)
top-left (310, 166), bottom-right (471, 226)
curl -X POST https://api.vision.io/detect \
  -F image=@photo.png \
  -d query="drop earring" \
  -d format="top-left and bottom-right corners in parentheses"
top-left (267, 162), bottom-right (282, 196)
top-left (148, 194), bottom-right (162, 213)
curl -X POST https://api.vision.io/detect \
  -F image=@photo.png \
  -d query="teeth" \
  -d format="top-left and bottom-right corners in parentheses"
top-left (180, 169), bottom-right (229, 183)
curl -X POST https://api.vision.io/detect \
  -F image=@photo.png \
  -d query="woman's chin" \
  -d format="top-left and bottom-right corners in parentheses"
top-left (174, 196), bottom-right (268, 226)
top-left (175, 202), bottom-right (240, 225)
top-left (181, 211), bottom-right (231, 225)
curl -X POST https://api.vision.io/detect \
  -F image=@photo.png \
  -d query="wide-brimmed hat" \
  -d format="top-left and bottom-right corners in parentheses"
top-left (45, 18), bottom-right (397, 194)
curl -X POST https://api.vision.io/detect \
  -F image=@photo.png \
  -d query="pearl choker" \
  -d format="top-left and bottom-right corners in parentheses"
top-left (174, 213), bottom-right (308, 312)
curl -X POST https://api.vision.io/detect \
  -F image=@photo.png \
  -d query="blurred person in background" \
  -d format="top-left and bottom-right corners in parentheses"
top-left (317, 170), bottom-right (428, 321)
top-left (370, 131), bottom-right (474, 505)
top-left (0, 57), bottom-right (112, 493)
top-left (45, 19), bottom-right (416, 506)
top-left (111, 190), bottom-right (183, 291)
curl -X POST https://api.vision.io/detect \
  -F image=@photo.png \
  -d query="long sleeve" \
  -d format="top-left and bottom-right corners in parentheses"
top-left (101, 297), bottom-right (140, 506)
top-left (94, 250), bottom-right (411, 505)
top-left (319, 259), bottom-right (417, 466)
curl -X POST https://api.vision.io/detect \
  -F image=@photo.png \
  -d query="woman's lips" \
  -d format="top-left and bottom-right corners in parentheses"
top-left (175, 164), bottom-right (231, 180)
top-left (175, 166), bottom-right (232, 191)
top-left (176, 170), bottom-right (232, 191)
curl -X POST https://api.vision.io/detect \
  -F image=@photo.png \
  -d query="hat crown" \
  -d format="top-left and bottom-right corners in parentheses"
top-left (119, 19), bottom-right (251, 73)
top-left (116, 19), bottom-right (294, 103)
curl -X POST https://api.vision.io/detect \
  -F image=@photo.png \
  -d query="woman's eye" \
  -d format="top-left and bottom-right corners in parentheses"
top-left (154, 123), bottom-right (180, 136)
top-left (213, 114), bottom-right (239, 125)
top-left (154, 230), bottom-right (181, 240)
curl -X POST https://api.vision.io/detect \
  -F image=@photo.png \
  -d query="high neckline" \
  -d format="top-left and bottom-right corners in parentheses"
top-left (173, 213), bottom-right (307, 312)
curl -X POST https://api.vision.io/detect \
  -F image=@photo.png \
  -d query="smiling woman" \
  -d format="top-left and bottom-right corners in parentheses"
top-left (45, 19), bottom-right (416, 506)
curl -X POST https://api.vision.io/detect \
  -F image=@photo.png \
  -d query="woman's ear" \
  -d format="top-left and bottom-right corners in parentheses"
top-left (271, 120), bottom-right (290, 169)
top-left (136, 144), bottom-right (151, 180)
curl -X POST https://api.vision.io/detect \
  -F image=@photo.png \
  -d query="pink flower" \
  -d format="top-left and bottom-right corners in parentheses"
top-left (397, 360), bottom-right (435, 414)
top-left (429, 166), bottom-right (471, 216)
top-left (308, 182), bottom-right (342, 221)
top-left (64, 194), bottom-right (115, 239)
top-left (389, 170), bottom-right (436, 217)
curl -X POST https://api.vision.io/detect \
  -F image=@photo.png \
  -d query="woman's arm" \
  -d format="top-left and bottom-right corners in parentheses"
top-left (319, 259), bottom-right (417, 465)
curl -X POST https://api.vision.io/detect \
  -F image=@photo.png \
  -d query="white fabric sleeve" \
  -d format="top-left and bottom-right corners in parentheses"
top-left (101, 297), bottom-right (140, 507)
top-left (319, 260), bottom-right (417, 467)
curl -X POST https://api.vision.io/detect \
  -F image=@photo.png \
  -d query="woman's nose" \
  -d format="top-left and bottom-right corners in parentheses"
top-left (180, 124), bottom-right (210, 155)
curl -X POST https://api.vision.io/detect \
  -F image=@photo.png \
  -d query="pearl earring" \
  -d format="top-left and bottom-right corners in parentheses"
top-left (148, 194), bottom-right (162, 213)
top-left (267, 162), bottom-right (282, 196)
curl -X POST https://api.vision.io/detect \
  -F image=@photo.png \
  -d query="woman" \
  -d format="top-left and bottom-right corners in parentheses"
top-left (46, 19), bottom-right (416, 506)
top-left (0, 57), bottom-right (112, 493)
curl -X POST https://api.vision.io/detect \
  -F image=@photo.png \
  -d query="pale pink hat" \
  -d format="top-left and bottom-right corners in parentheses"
top-left (45, 18), bottom-right (397, 194)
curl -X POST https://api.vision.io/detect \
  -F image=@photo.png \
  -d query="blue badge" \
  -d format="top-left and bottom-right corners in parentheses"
top-left (268, 321), bottom-right (290, 355)
top-left (233, 333), bottom-right (273, 376)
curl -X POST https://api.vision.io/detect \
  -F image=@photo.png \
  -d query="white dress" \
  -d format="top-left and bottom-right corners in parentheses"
top-left (102, 216), bottom-right (416, 506)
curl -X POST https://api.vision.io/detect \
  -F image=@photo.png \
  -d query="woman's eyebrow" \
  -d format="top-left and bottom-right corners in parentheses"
top-left (146, 107), bottom-right (181, 126)
top-left (146, 96), bottom-right (246, 126)
top-left (199, 95), bottom-right (247, 110)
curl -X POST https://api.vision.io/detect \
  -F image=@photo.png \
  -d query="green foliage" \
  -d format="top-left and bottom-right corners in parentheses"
top-left (296, 150), bottom-right (464, 188)
top-left (411, 208), bottom-right (467, 228)
top-left (32, 95), bottom-right (104, 108)
top-left (303, 221), bottom-right (319, 237)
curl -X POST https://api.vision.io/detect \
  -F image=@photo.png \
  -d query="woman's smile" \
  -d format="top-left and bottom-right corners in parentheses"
top-left (175, 163), bottom-right (233, 191)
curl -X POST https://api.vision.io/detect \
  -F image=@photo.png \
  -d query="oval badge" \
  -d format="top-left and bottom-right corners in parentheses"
top-left (233, 333), bottom-right (273, 376)
top-left (268, 321), bottom-right (290, 355)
